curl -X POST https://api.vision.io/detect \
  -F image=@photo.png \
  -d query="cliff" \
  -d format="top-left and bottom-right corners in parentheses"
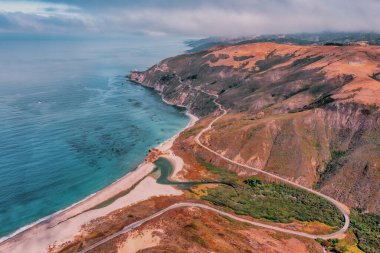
top-left (130, 42), bottom-right (380, 213)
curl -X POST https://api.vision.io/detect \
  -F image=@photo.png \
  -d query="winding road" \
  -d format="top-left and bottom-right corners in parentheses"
top-left (79, 77), bottom-right (350, 253)
top-left (193, 95), bottom-right (350, 235)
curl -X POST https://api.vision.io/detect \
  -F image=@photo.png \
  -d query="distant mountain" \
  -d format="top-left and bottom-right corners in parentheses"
top-left (186, 32), bottom-right (380, 52)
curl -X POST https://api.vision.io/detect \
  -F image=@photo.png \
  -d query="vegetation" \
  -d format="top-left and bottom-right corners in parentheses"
top-left (316, 238), bottom-right (350, 253)
top-left (197, 158), bottom-right (238, 182)
top-left (331, 150), bottom-right (347, 160)
top-left (324, 42), bottom-right (345, 46)
top-left (255, 53), bottom-right (293, 72)
top-left (187, 74), bottom-right (198, 80)
top-left (202, 181), bottom-right (343, 227)
top-left (350, 209), bottom-right (380, 253)
top-left (183, 221), bottom-right (208, 247)
top-left (182, 126), bottom-right (203, 138)
top-left (243, 178), bottom-right (262, 188)
top-left (284, 86), bottom-right (309, 99)
top-left (198, 159), bottom-right (344, 228)
top-left (369, 72), bottom-right (380, 82)
top-left (316, 209), bottom-right (379, 253)
top-left (233, 55), bottom-right (255, 61)
top-left (291, 55), bottom-right (324, 67)
top-left (159, 74), bottom-right (175, 82)
top-left (360, 104), bottom-right (379, 115)
top-left (315, 149), bottom-right (347, 188)
top-left (246, 126), bottom-right (264, 140)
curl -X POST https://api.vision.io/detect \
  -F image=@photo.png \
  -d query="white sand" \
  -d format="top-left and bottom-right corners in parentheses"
top-left (0, 162), bottom-right (153, 253)
top-left (162, 152), bottom-right (184, 181)
top-left (158, 112), bottom-right (198, 181)
top-left (0, 111), bottom-right (198, 253)
top-left (0, 167), bottom-right (183, 253)
top-left (156, 112), bottom-right (198, 152)
top-left (117, 229), bottom-right (163, 253)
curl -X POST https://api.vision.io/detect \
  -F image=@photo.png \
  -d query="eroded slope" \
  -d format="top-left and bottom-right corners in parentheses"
top-left (130, 42), bottom-right (380, 213)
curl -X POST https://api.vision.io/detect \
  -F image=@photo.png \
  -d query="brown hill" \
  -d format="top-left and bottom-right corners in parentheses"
top-left (130, 42), bottom-right (380, 214)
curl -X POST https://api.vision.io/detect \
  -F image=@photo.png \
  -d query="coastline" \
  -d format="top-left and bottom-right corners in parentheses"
top-left (0, 88), bottom-right (199, 253)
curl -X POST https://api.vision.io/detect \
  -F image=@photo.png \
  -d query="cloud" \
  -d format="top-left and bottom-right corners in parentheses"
top-left (1, 0), bottom-right (380, 36)
top-left (92, 0), bottom-right (380, 36)
top-left (0, 1), bottom-right (93, 33)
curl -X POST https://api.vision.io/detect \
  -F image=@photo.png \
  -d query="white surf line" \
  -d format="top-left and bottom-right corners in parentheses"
top-left (80, 83), bottom-right (350, 252)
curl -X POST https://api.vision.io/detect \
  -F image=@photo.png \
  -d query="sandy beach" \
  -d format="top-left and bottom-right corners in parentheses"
top-left (117, 229), bottom-right (163, 253)
top-left (0, 111), bottom-right (198, 253)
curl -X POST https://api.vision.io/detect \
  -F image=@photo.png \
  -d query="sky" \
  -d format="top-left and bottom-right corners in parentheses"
top-left (0, 0), bottom-right (380, 37)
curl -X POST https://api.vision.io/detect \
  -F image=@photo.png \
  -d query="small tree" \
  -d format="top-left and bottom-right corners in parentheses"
top-left (243, 178), bottom-right (262, 188)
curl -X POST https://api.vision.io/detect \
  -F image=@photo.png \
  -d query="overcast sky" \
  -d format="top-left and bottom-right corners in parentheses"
top-left (1, 0), bottom-right (379, 37)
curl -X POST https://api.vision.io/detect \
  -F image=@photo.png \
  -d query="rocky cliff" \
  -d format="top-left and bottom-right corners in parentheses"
top-left (130, 42), bottom-right (380, 213)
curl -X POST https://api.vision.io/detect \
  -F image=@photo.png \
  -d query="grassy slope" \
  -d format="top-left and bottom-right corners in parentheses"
top-left (197, 159), bottom-right (343, 228)
top-left (350, 209), bottom-right (380, 253)
top-left (195, 160), bottom-right (379, 253)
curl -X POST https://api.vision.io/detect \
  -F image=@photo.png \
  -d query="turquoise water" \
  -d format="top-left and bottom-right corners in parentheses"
top-left (0, 35), bottom-right (189, 237)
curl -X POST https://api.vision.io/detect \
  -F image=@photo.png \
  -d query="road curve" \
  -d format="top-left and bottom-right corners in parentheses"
top-left (193, 96), bottom-right (350, 238)
top-left (79, 200), bottom-right (346, 253)
top-left (80, 78), bottom-right (350, 252)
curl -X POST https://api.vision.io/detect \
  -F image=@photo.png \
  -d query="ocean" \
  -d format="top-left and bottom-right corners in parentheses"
top-left (0, 35), bottom-right (189, 238)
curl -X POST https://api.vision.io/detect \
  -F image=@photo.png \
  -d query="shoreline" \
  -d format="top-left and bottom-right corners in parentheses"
top-left (0, 88), bottom-right (199, 252)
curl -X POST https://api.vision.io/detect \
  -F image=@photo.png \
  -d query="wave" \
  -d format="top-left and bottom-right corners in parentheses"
top-left (0, 110), bottom-right (194, 245)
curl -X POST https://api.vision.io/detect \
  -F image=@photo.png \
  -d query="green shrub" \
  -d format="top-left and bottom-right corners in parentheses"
top-left (202, 176), bottom-right (344, 227)
top-left (243, 178), bottom-right (262, 188)
top-left (197, 158), bottom-right (238, 182)
top-left (350, 209), bottom-right (380, 253)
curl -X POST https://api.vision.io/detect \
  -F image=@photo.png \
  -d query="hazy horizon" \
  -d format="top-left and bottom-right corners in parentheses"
top-left (1, 0), bottom-right (380, 37)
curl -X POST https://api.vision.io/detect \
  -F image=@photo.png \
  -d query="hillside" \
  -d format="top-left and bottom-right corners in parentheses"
top-left (186, 33), bottom-right (380, 52)
top-left (130, 42), bottom-right (380, 214)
